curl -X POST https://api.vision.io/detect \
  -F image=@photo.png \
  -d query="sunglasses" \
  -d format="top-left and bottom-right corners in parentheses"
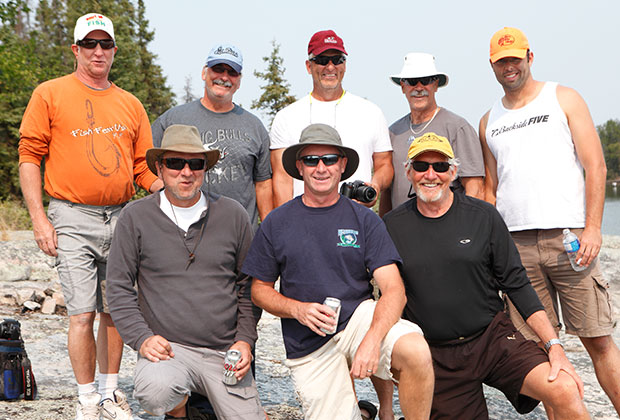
top-left (411, 161), bottom-right (451, 173)
top-left (299, 154), bottom-right (343, 167)
top-left (210, 65), bottom-right (240, 77)
top-left (76, 38), bottom-right (115, 50)
top-left (310, 55), bottom-right (347, 66)
top-left (162, 157), bottom-right (206, 171)
top-left (403, 76), bottom-right (438, 86)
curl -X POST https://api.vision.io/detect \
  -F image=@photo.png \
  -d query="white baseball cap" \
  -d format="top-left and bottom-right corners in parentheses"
top-left (74, 13), bottom-right (115, 43)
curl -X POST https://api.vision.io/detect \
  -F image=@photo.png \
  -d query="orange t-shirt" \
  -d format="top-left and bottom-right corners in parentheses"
top-left (19, 74), bottom-right (158, 206)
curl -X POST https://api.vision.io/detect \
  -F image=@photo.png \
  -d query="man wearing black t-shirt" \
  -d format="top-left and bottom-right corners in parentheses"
top-left (243, 124), bottom-right (433, 420)
top-left (383, 132), bottom-right (588, 420)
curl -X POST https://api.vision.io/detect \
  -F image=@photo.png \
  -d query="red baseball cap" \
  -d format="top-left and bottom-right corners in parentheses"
top-left (307, 30), bottom-right (347, 57)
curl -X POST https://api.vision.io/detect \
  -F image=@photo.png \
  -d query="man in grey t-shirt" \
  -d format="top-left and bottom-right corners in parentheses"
top-left (152, 44), bottom-right (273, 229)
top-left (380, 53), bottom-right (484, 216)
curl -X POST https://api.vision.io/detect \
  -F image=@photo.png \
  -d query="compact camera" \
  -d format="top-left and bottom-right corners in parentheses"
top-left (0, 319), bottom-right (21, 340)
top-left (340, 180), bottom-right (377, 203)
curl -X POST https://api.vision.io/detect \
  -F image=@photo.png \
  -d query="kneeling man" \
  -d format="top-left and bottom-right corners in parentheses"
top-left (243, 123), bottom-right (433, 420)
top-left (107, 125), bottom-right (264, 419)
top-left (383, 133), bottom-right (589, 419)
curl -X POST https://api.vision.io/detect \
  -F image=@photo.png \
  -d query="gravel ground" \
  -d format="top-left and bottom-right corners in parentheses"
top-left (1, 232), bottom-right (619, 419)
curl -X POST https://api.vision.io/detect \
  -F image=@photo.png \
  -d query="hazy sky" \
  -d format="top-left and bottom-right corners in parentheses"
top-left (144, 0), bottom-right (619, 130)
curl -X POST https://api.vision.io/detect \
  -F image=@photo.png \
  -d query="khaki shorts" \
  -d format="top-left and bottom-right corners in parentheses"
top-left (134, 343), bottom-right (265, 418)
top-left (47, 198), bottom-right (124, 315)
top-left (285, 299), bottom-right (423, 420)
top-left (507, 228), bottom-right (615, 340)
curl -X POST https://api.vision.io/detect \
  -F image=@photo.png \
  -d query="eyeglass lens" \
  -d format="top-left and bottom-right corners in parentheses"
top-left (411, 161), bottom-right (451, 173)
top-left (210, 65), bottom-right (240, 77)
top-left (163, 158), bottom-right (206, 171)
top-left (312, 55), bottom-right (346, 66)
top-left (77, 38), bottom-right (115, 49)
top-left (403, 76), bottom-right (437, 86)
top-left (299, 154), bottom-right (342, 167)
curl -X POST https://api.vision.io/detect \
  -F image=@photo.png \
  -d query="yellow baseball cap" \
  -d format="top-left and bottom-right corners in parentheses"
top-left (407, 132), bottom-right (454, 160)
top-left (490, 27), bottom-right (529, 63)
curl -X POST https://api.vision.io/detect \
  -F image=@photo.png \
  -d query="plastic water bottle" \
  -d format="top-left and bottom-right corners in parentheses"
top-left (562, 229), bottom-right (587, 272)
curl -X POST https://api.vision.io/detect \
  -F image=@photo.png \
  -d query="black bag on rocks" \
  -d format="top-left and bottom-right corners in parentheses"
top-left (0, 319), bottom-right (37, 400)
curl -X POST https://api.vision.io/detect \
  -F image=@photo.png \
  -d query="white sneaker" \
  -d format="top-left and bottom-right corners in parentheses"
top-left (75, 392), bottom-right (102, 420)
top-left (100, 389), bottom-right (141, 420)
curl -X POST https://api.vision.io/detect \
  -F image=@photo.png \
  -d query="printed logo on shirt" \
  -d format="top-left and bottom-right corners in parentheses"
top-left (459, 238), bottom-right (471, 245)
top-left (489, 114), bottom-right (550, 138)
top-left (337, 229), bottom-right (360, 248)
top-left (201, 129), bottom-right (254, 184)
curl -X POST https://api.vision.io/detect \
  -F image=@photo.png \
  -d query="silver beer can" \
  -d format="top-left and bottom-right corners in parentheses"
top-left (222, 349), bottom-right (241, 385)
top-left (320, 297), bottom-right (341, 335)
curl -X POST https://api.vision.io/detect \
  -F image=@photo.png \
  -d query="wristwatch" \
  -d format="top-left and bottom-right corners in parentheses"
top-left (544, 338), bottom-right (563, 352)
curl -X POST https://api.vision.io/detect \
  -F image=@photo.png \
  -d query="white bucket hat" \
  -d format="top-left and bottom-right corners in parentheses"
top-left (390, 53), bottom-right (449, 87)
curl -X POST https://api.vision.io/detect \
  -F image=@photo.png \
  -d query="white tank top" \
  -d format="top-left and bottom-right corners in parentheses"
top-left (486, 82), bottom-right (585, 231)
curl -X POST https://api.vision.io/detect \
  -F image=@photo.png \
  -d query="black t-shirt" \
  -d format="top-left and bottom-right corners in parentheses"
top-left (243, 196), bottom-right (401, 358)
top-left (383, 192), bottom-right (543, 341)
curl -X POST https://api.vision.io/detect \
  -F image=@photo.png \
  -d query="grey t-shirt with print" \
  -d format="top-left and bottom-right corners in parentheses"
top-left (152, 100), bottom-right (271, 229)
top-left (388, 107), bottom-right (484, 208)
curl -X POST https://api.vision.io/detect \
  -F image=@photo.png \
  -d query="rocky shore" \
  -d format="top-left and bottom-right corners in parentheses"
top-left (1, 231), bottom-right (619, 420)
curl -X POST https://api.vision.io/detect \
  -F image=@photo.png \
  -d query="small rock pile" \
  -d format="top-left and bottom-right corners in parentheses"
top-left (0, 231), bottom-right (65, 315)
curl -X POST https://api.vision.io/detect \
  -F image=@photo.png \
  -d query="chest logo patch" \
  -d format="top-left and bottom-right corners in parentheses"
top-left (459, 238), bottom-right (471, 245)
top-left (338, 229), bottom-right (360, 248)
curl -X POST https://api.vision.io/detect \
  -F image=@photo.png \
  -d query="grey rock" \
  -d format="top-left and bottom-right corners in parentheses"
top-left (41, 296), bottom-right (56, 314)
top-left (0, 264), bottom-right (31, 281)
top-left (23, 300), bottom-right (40, 311)
top-left (15, 289), bottom-right (36, 305)
top-left (0, 232), bottom-right (618, 419)
top-left (0, 293), bottom-right (16, 306)
top-left (52, 291), bottom-right (65, 308)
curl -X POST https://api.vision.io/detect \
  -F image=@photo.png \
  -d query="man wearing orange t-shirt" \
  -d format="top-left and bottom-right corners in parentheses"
top-left (18, 13), bottom-right (162, 420)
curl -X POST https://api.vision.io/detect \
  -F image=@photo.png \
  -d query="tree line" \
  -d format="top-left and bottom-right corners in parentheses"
top-left (1, 0), bottom-right (618, 204)
top-left (0, 0), bottom-right (174, 201)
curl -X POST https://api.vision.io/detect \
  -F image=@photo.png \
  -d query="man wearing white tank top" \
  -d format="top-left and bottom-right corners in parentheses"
top-left (480, 27), bottom-right (620, 415)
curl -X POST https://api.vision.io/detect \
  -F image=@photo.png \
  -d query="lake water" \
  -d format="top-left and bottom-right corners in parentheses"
top-left (604, 184), bottom-right (620, 236)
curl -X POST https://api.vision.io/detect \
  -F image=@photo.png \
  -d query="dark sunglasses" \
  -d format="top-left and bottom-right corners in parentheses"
top-left (76, 38), bottom-right (115, 50)
top-left (403, 76), bottom-right (438, 86)
top-left (162, 157), bottom-right (206, 171)
top-left (411, 161), bottom-right (451, 173)
top-left (210, 65), bottom-right (240, 77)
top-left (311, 55), bottom-right (346, 66)
top-left (299, 154), bottom-right (343, 167)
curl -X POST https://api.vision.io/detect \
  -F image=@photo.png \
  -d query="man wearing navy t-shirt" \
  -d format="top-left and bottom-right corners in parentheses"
top-left (243, 123), bottom-right (433, 420)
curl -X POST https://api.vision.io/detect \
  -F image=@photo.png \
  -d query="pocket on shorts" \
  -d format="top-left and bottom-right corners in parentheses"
top-left (593, 275), bottom-right (613, 325)
top-left (224, 374), bottom-right (259, 400)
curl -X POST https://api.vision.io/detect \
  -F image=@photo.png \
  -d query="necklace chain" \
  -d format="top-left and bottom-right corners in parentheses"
top-left (409, 107), bottom-right (439, 136)
top-left (309, 90), bottom-right (346, 128)
top-left (169, 201), bottom-right (207, 270)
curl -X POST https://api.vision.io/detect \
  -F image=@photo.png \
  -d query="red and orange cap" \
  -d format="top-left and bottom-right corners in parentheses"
top-left (490, 27), bottom-right (529, 63)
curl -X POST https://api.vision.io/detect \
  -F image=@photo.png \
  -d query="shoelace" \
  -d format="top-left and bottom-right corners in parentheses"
top-left (81, 403), bottom-right (101, 420)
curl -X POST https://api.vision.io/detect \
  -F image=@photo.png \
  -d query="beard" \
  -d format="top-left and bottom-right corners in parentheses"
top-left (415, 184), bottom-right (445, 203)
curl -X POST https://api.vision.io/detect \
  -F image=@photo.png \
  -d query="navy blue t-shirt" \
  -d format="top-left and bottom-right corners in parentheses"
top-left (242, 196), bottom-right (401, 359)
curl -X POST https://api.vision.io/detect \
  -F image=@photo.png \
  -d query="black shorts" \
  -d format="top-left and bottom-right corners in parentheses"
top-left (429, 311), bottom-right (549, 420)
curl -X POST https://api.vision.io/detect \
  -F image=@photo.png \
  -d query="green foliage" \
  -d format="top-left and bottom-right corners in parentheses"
top-left (0, 198), bottom-right (32, 231)
top-left (598, 118), bottom-right (620, 180)
top-left (251, 40), bottom-right (296, 127)
top-left (0, 0), bottom-right (174, 202)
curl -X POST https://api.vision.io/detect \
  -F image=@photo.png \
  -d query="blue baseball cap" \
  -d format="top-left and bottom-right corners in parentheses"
top-left (206, 44), bottom-right (243, 73)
